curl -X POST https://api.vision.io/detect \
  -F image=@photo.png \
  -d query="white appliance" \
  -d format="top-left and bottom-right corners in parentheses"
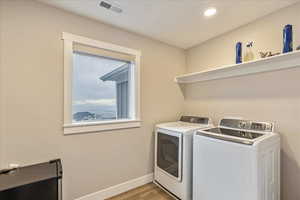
top-left (193, 118), bottom-right (280, 200)
top-left (154, 116), bottom-right (213, 200)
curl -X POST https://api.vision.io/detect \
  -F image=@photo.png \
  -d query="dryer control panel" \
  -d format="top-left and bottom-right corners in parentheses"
top-left (180, 116), bottom-right (210, 125)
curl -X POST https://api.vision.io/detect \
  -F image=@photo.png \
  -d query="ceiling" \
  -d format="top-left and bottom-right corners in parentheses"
top-left (38, 0), bottom-right (299, 49)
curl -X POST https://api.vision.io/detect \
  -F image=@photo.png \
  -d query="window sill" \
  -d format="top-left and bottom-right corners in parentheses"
top-left (63, 119), bottom-right (141, 135)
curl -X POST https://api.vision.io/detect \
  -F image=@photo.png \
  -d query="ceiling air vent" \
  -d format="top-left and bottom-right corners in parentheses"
top-left (99, 1), bottom-right (122, 13)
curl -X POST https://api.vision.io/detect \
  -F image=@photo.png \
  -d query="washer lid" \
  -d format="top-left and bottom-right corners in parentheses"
top-left (156, 121), bottom-right (210, 133)
top-left (198, 127), bottom-right (268, 145)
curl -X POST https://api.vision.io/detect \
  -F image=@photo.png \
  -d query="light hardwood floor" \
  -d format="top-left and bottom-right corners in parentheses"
top-left (107, 183), bottom-right (174, 200)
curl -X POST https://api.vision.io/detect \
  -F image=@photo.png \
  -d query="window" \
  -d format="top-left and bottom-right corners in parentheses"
top-left (72, 53), bottom-right (129, 122)
top-left (62, 33), bottom-right (141, 134)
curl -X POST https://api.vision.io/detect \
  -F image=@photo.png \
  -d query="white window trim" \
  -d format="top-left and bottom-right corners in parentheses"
top-left (62, 32), bottom-right (141, 135)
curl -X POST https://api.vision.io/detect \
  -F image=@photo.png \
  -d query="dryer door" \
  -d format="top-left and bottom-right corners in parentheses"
top-left (156, 130), bottom-right (182, 182)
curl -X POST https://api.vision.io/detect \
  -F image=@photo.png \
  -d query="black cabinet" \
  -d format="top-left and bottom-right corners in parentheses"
top-left (0, 159), bottom-right (62, 200)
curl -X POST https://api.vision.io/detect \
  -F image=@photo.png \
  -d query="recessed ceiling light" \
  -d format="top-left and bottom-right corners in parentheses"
top-left (204, 8), bottom-right (217, 17)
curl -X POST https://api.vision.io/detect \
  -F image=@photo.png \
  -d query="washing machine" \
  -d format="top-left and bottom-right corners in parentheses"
top-left (154, 116), bottom-right (213, 200)
top-left (193, 118), bottom-right (280, 200)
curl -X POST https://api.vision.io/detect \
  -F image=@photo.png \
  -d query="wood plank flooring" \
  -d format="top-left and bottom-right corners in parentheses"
top-left (107, 183), bottom-right (174, 200)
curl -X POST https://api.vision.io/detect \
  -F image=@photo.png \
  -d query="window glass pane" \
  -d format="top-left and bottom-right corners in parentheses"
top-left (72, 52), bottom-right (131, 122)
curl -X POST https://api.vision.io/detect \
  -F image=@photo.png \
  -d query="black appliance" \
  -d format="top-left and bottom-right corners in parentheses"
top-left (0, 159), bottom-right (62, 200)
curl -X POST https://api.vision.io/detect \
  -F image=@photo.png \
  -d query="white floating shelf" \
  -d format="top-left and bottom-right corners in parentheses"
top-left (175, 50), bottom-right (300, 84)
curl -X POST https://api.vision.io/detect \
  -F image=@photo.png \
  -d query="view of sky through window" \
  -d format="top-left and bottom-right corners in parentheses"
top-left (72, 52), bottom-right (127, 122)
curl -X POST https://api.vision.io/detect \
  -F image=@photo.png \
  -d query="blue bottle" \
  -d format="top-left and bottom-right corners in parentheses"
top-left (236, 42), bottom-right (242, 64)
top-left (283, 24), bottom-right (293, 53)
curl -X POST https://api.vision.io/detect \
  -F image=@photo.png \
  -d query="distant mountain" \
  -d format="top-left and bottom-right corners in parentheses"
top-left (73, 112), bottom-right (97, 121)
top-left (73, 111), bottom-right (116, 122)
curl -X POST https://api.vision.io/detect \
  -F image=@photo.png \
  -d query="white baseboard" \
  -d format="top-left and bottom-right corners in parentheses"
top-left (75, 173), bottom-right (154, 200)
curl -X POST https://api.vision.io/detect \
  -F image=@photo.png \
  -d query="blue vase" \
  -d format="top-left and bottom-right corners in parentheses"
top-left (236, 42), bottom-right (242, 64)
top-left (283, 24), bottom-right (293, 53)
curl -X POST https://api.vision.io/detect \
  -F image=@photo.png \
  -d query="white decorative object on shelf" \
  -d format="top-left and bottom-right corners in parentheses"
top-left (175, 50), bottom-right (300, 84)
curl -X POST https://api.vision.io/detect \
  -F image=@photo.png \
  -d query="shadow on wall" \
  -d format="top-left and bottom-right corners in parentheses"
top-left (150, 131), bottom-right (156, 171)
top-left (281, 134), bottom-right (300, 200)
top-left (181, 67), bottom-right (300, 200)
top-left (182, 68), bottom-right (300, 100)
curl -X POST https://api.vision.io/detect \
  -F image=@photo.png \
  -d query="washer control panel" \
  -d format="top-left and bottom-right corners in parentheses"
top-left (180, 116), bottom-right (210, 125)
top-left (220, 118), bottom-right (274, 132)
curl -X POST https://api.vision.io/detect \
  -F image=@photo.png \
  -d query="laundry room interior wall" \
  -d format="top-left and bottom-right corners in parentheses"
top-left (183, 3), bottom-right (300, 200)
top-left (0, 0), bottom-right (186, 199)
top-left (0, 0), bottom-right (3, 170)
top-left (1, 0), bottom-right (300, 200)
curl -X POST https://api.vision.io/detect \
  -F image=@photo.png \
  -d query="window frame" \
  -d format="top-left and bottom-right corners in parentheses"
top-left (62, 32), bottom-right (141, 135)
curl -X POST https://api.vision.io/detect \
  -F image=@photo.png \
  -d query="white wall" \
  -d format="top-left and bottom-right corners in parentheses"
top-left (0, 0), bottom-right (4, 169)
top-left (0, 0), bottom-right (186, 199)
top-left (2, 0), bottom-right (300, 200)
top-left (184, 3), bottom-right (300, 200)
